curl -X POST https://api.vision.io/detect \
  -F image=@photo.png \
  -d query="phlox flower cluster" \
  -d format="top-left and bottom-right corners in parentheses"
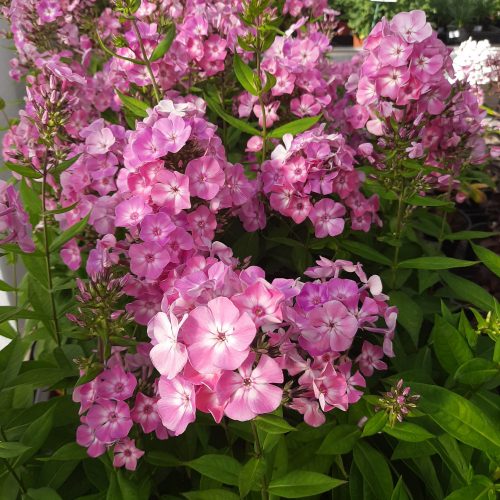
top-left (347, 10), bottom-right (488, 191)
top-left (261, 128), bottom-right (381, 235)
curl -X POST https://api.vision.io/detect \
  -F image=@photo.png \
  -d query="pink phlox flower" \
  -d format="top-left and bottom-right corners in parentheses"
top-left (139, 212), bottom-right (176, 246)
top-left (97, 364), bottom-right (137, 401)
top-left (129, 241), bottom-right (171, 280)
top-left (131, 392), bottom-right (161, 433)
top-left (152, 115), bottom-right (192, 153)
top-left (85, 127), bottom-right (116, 155)
top-left (312, 363), bottom-right (348, 411)
top-left (76, 420), bottom-right (106, 458)
top-left (115, 195), bottom-right (152, 227)
top-left (185, 156), bottom-right (225, 200)
top-left (113, 438), bottom-right (144, 471)
top-left (86, 399), bottom-right (133, 443)
top-left (308, 199), bottom-right (346, 238)
top-left (151, 170), bottom-right (191, 214)
top-left (338, 361), bottom-right (366, 404)
top-left (391, 10), bottom-right (433, 43)
top-left (356, 341), bottom-right (388, 376)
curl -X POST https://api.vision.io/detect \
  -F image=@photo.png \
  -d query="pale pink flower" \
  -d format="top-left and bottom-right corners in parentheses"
top-left (115, 196), bottom-right (152, 227)
top-left (139, 212), bottom-right (176, 246)
top-left (86, 399), bottom-right (133, 443)
top-left (76, 422), bottom-right (106, 457)
top-left (391, 10), bottom-right (432, 43)
top-left (131, 392), bottom-right (161, 433)
top-left (151, 170), bottom-right (191, 214)
top-left (185, 156), bottom-right (225, 200)
top-left (217, 354), bottom-right (283, 421)
top-left (378, 36), bottom-right (413, 67)
top-left (309, 199), bottom-right (346, 238)
top-left (183, 297), bottom-right (256, 374)
top-left (97, 364), bottom-right (137, 401)
top-left (113, 438), bottom-right (144, 471)
top-left (313, 364), bottom-right (348, 411)
top-left (147, 311), bottom-right (188, 379)
top-left (129, 241), bottom-right (170, 279)
top-left (152, 115), bottom-right (192, 153)
top-left (356, 341), bottom-right (388, 376)
top-left (85, 127), bottom-right (116, 155)
top-left (157, 375), bottom-right (196, 435)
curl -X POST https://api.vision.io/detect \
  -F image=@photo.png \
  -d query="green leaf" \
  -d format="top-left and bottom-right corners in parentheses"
top-left (115, 89), bottom-right (150, 118)
top-left (37, 442), bottom-right (88, 461)
top-left (262, 71), bottom-right (277, 93)
top-left (150, 25), bottom-right (176, 62)
top-left (49, 214), bottom-right (89, 252)
top-left (7, 367), bottom-right (69, 388)
top-left (52, 154), bottom-right (81, 175)
top-left (145, 451), bottom-right (180, 467)
top-left (398, 257), bottom-right (478, 270)
top-left (353, 441), bottom-right (393, 499)
top-left (440, 271), bottom-right (497, 311)
top-left (389, 291), bottom-right (422, 346)
top-left (454, 358), bottom-right (499, 386)
top-left (205, 93), bottom-right (261, 136)
top-left (20, 178), bottom-right (41, 225)
top-left (183, 490), bottom-right (239, 500)
top-left (4, 161), bottom-right (42, 179)
top-left (391, 477), bottom-right (410, 500)
top-left (431, 315), bottom-right (473, 375)
top-left (340, 240), bottom-right (392, 266)
top-left (444, 231), bottom-right (499, 241)
top-left (268, 471), bottom-right (345, 498)
top-left (0, 279), bottom-right (16, 292)
top-left (187, 454), bottom-right (242, 486)
top-left (443, 476), bottom-right (495, 500)
top-left (317, 424), bottom-right (361, 455)
top-left (19, 405), bottom-right (56, 463)
top-left (26, 487), bottom-right (62, 500)
top-left (411, 383), bottom-right (500, 457)
top-left (471, 242), bottom-right (500, 278)
top-left (383, 422), bottom-right (434, 442)
top-left (0, 441), bottom-right (31, 458)
top-left (239, 457), bottom-right (266, 497)
top-left (266, 236), bottom-right (304, 248)
top-left (406, 195), bottom-right (453, 207)
top-left (233, 54), bottom-right (259, 95)
top-left (268, 116), bottom-right (321, 139)
top-left (362, 411), bottom-right (388, 437)
top-left (254, 414), bottom-right (296, 434)
top-left (44, 200), bottom-right (80, 215)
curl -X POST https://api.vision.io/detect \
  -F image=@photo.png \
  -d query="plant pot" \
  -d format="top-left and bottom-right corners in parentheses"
top-left (352, 34), bottom-right (364, 48)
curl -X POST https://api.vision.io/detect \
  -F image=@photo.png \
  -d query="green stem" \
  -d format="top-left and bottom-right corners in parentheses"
top-left (95, 30), bottom-right (146, 66)
top-left (437, 179), bottom-right (454, 249)
top-left (130, 18), bottom-right (161, 104)
top-left (0, 427), bottom-right (26, 495)
top-left (391, 191), bottom-right (405, 288)
top-left (255, 34), bottom-right (267, 163)
top-left (12, 253), bottom-right (19, 334)
top-left (251, 420), bottom-right (268, 500)
top-left (41, 168), bottom-right (61, 347)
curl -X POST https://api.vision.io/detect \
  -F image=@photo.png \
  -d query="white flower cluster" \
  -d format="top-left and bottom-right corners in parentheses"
top-left (452, 38), bottom-right (499, 87)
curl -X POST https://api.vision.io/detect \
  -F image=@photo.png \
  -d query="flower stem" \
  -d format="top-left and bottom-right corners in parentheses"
top-left (391, 191), bottom-right (404, 288)
top-left (255, 31), bottom-right (267, 164)
top-left (41, 168), bottom-right (61, 347)
top-left (130, 18), bottom-right (161, 104)
top-left (251, 420), bottom-right (268, 500)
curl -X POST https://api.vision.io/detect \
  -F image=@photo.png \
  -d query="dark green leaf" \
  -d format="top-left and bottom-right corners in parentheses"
top-left (317, 424), bottom-right (361, 455)
top-left (239, 457), bottom-right (266, 497)
top-left (445, 231), bottom-right (499, 241)
top-left (390, 291), bottom-right (422, 346)
top-left (4, 161), bottom-right (42, 179)
top-left (233, 54), bottom-right (259, 95)
top-left (391, 477), bottom-right (410, 500)
top-left (254, 414), bottom-right (295, 434)
top-left (471, 242), bottom-right (500, 278)
top-left (411, 383), bottom-right (500, 457)
top-left (0, 441), bottom-right (31, 458)
top-left (19, 405), bottom-right (56, 463)
top-left (145, 451), bottom-right (180, 467)
top-left (6, 367), bottom-right (69, 388)
top-left (0, 279), bottom-right (16, 292)
top-left (440, 271), bottom-right (497, 311)
top-left (262, 71), bottom-right (277, 93)
top-left (383, 422), bottom-right (434, 442)
top-left (187, 454), bottom-right (242, 486)
top-left (44, 201), bottom-right (80, 215)
top-left (398, 257), bottom-right (478, 270)
top-left (340, 240), bottom-right (392, 266)
top-left (115, 90), bottom-right (150, 118)
top-left (183, 490), bottom-right (239, 500)
top-left (26, 487), bottom-right (62, 500)
top-left (49, 214), bottom-right (89, 252)
top-left (268, 471), bottom-right (345, 498)
top-left (150, 25), bottom-right (176, 61)
top-left (268, 116), bottom-right (321, 139)
top-left (20, 178), bottom-right (41, 225)
top-left (431, 315), bottom-right (473, 375)
top-left (406, 195), bottom-right (453, 207)
top-left (353, 441), bottom-right (393, 499)
top-left (443, 476), bottom-right (495, 500)
top-left (454, 358), bottom-right (499, 386)
top-left (52, 154), bottom-right (81, 175)
top-left (38, 442), bottom-right (88, 461)
top-left (362, 412), bottom-right (388, 437)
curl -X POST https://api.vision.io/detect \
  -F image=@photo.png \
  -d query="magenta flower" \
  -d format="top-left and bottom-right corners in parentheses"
top-left (183, 297), bottom-right (256, 374)
top-left (302, 300), bottom-right (358, 354)
top-left (390, 10), bottom-right (432, 43)
top-left (185, 156), bottom-right (225, 200)
top-left (151, 170), bottom-right (191, 214)
top-left (139, 212), bottom-right (176, 246)
top-left (86, 399), bottom-right (133, 443)
top-left (313, 364), bottom-right (348, 411)
top-left (97, 364), bottom-right (137, 401)
top-left (157, 375), bottom-right (196, 436)
top-left (129, 241), bottom-right (170, 280)
top-left (147, 311), bottom-right (188, 379)
top-left (217, 354), bottom-right (283, 421)
top-left (356, 341), bottom-right (388, 376)
top-left (131, 392), bottom-right (161, 434)
top-left (115, 195), bottom-right (152, 227)
top-left (76, 422), bottom-right (106, 458)
top-left (309, 199), bottom-right (346, 238)
top-left (113, 438), bottom-right (144, 471)
top-left (152, 115), bottom-right (191, 153)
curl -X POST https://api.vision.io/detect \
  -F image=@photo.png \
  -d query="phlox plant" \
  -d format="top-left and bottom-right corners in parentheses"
top-left (0, 1), bottom-right (498, 499)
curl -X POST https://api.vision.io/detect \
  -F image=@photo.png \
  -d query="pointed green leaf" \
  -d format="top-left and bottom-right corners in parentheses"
top-left (0, 441), bottom-right (31, 459)
top-left (341, 240), bottom-right (392, 266)
top-left (383, 422), bottom-right (434, 442)
top-left (398, 257), bottom-right (478, 270)
top-left (187, 454), bottom-right (242, 486)
top-left (49, 214), bottom-right (89, 252)
top-left (454, 358), bottom-right (499, 386)
top-left (183, 490), bottom-right (239, 500)
top-left (317, 424), bottom-right (361, 455)
top-left (234, 54), bottom-right (259, 95)
top-left (150, 25), bottom-right (176, 61)
top-left (254, 414), bottom-right (295, 434)
top-left (115, 89), bottom-right (150, 118)
top-left (268, 116), bottom-right (321, 139)
top-left (239, 457), bottom-right (266, 497)
top-left (362, 411), bottom-right (388, 437)
top-left (4, 161), bottom-right (42, 179)
top-left (471, 242), bottom-right (500, 278)
top-left (268, 471), bottom-right (345, 498)
top-left (440, 271), bottom-right (497, 311)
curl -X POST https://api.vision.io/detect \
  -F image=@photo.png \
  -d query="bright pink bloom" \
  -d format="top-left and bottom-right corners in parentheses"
top-left (139, 212), bottom-right (176, 245)
top-left (232, 280), bottom-right (284, 328)
top-left (185, 156), bottom-right (225, 200)
top-left (76, 422), bottom-right (106, 458)
top-left (113, 438), bottom-right (144, 471)
top-left (157, 375), bottom-right (196, 435)
top-left (129, 241), bottom-right (170, 279)
top-left (217, 354), bottom-right (283, 421)
top-left (147, 311), bottom-right (188, 379)
top-left (338, 361), bottom-right (366, 404)
top-left (309, 199), bottom-right (346, 238)
top-left (183, 297), bottom-right (256, 374)
top-left (378, 36), bottom-right (413, 67)
top-left (97, 364), bottom-right (137, 401)
top-left (131, 392), bottom-right (161, 433)
top-left (290, 94), bottom-right (321, 117)
top-left (312, 364), bottom-right (348, 411)
top-left (152, 115), bottom-right (192, 153)
top-left (151, 170), bottom-right (191, 214)
top-left (86, 399), bottom-right (133, 443)
top-left (356, 341), bottom-right (388, 376)
top-left (376, 66), bottom-right (410, 100)
top-left (186, 205), bottom-right (217, 243)
top-left (115, 196), bottom-right (152, 227)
